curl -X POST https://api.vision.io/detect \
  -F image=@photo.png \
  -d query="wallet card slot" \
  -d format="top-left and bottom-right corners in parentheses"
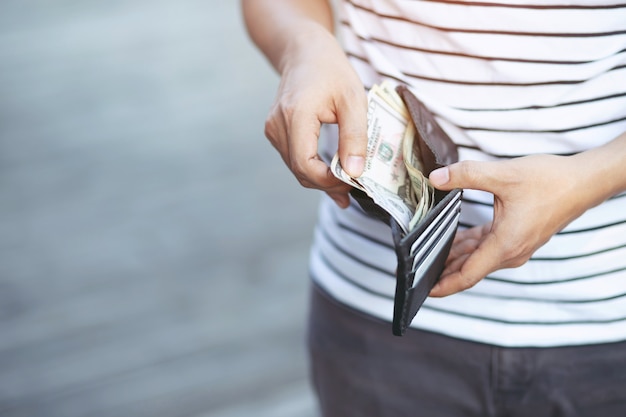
top-left (410, 212), bottom-right (460, 288)
top-left (392, 210), bottom-right (460, 336)
top-left (396, 188), bottom-right (461, 247)
top-left (410, 207), bottom-right (460, 278)
top-left (408, 191), bottom-right (461, 258)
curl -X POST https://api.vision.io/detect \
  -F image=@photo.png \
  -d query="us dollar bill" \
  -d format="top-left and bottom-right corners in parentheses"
top-left (403, 121), bottom-right (434, 230)
top-left (331, 82), bottom-right (434, 232)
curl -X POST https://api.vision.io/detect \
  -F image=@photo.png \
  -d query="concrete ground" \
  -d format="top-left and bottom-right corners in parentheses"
top-left (0, 1), bottom-right (321, 416)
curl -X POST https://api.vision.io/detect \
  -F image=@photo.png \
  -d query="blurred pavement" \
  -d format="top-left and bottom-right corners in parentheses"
top-left (0, 1), bottom-right (321, 416)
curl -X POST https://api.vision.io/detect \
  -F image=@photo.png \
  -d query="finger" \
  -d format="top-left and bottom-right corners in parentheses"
top-left (453, 223), bottom-right (491, 244)
top-left (429, 160), bottom-right (505, 193)
top-left (327, 190), bottom-right (351, 208)
top-left (322, 177), bottom-right (353, 203)
top-left (336, 88), bottom-right (368, 177)
top-left (441, 253), bottom-right (469, 279)
top-left (264, 106), bottom-right (291, 165)
top-left (288, 111), bottom-right (339, 189)
top-left (430, 233), bottom-right (502, 297)
top-left (446, 238), bottom-right (480, 265)
top-left (446, 223), bottom-right (491, 266)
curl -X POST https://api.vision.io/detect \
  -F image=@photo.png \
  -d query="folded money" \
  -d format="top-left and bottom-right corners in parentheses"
top-left (331, 81), bottom-right (434, 232)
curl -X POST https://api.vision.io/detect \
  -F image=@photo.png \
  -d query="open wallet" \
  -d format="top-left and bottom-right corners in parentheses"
top-left (349, 85), bottom-right (462, 336)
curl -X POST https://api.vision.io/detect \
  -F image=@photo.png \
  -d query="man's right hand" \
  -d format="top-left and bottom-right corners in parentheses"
top-left (263, 25), bottom-right (368, 207)
top-left (242, 0), bottom-right (368, 207)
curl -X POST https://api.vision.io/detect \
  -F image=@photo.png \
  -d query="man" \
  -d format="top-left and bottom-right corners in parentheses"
top-left (242, 1), bottom-right (626, 415)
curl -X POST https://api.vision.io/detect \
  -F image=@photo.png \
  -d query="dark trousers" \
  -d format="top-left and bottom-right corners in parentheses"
top-left (307, 284), bottom-right (626, 417)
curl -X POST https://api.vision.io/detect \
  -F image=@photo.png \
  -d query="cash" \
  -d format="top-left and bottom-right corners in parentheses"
top-left (331, 82), bottom-right (434, 233)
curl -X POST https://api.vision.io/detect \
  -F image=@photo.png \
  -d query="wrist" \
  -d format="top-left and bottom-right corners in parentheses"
top-left (277, 22), bottom-right (338, 75)
top-left (569, 132), bottom-right (626, 208)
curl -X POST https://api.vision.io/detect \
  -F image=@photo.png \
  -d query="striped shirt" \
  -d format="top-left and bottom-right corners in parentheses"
top-left (311, 0), bottom-right (626, 347)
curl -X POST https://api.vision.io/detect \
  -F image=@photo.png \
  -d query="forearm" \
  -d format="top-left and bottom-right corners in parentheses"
top-left (241, 0), bottom-right (335, 74)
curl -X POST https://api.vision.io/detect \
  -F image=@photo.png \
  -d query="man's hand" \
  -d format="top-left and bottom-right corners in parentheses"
top-left (263, 26), bottom-right (368, 208)
top-left (427, 154), bottom-right (598, 297)
top-left (242, 0), bottom-right (368, 207)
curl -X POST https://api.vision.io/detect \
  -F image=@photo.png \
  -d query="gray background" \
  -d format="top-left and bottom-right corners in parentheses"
top-left (0, 1), bottom-right (321, 416)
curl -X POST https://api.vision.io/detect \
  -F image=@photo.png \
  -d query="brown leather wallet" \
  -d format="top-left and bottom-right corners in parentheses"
top-left (350, 85), bottom-right (462, 336)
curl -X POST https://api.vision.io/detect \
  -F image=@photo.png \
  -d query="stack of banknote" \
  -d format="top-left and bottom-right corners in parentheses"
top-left (331, 81), bottom-right (434, 233)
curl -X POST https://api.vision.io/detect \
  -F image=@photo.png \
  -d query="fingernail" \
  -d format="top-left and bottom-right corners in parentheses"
top-left (429, 167), bottom-right (449, 186)
top-left (344, 155), bottom-right (364, 177)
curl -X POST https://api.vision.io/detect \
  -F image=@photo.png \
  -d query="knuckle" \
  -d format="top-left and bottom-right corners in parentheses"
top-left (264, 117), bottom-right (276, 140)
top-left (264, 108), bottom-right (284, 142)
top-left (280, 106), bottom-right (295, 123)
top-left (277, 98), bottom-right (298, 122)
top-left (501, 243), bottom-right (531, 269)
top-left (289, 161), bottom-right (314, 189)
top-left (265, 100), bottom-right (297, 137)
top-left (460, 275), bottom-right (480, 291)
top-left (290, 159), bottom-right (307, 178)
top-left (296, 176), bottom-right (314, 189)
top-left (347, 83), bottom-right (368, 100)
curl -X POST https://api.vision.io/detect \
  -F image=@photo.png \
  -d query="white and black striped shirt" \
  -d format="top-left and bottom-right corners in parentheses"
top-left (311, 0), bottom-right (626, 346)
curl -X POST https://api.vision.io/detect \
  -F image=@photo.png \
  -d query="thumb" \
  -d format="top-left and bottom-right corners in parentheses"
top-left (429, 160), bottom-right (499, 192)
top-left (431, 231), bottom-right (501, 296)
top-left (336, 91), bottom-right (368, 178)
